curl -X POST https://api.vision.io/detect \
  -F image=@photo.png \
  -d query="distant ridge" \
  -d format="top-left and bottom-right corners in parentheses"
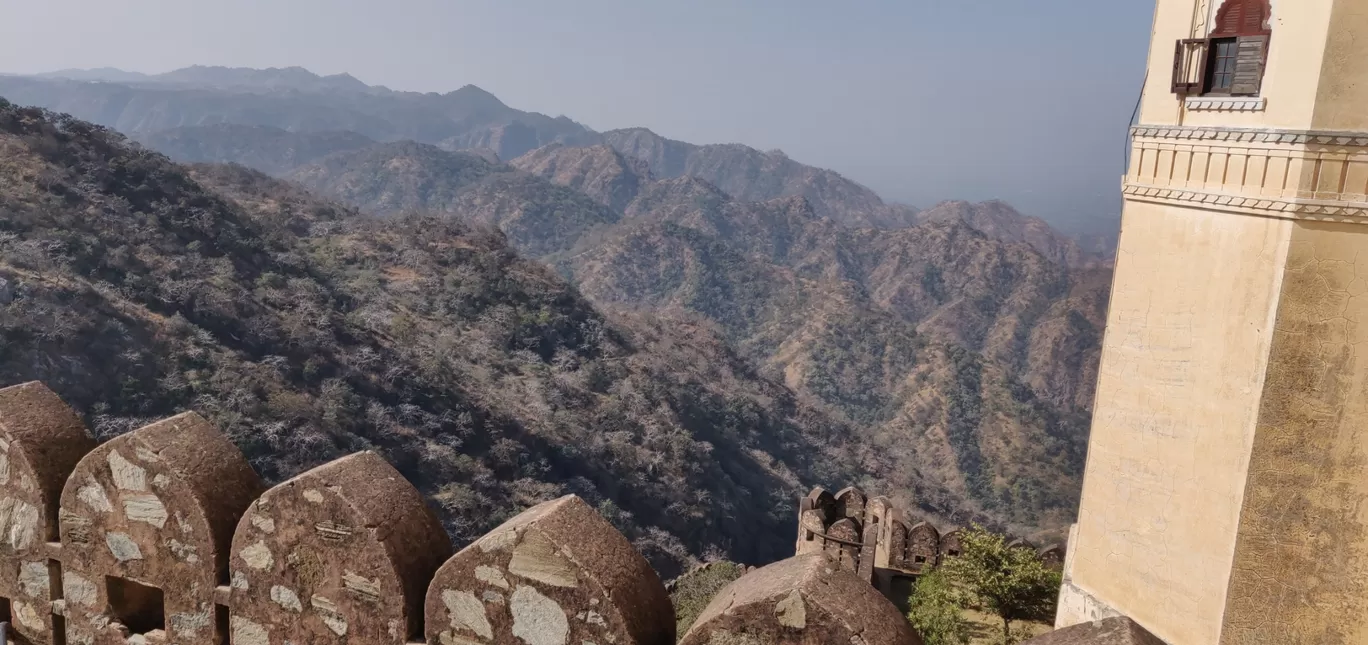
top-left (35, 64), bottom-right (381, 93)
top-left (9, 65), bottom-right (1113, 245)
top-left (602, 127), bottom-right (921, 230)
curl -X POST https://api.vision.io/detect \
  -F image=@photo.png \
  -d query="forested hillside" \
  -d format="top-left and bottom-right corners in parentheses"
top-left (0, 68), bottom-right (1115, 544)
top-left (0, 100), bottom-right (893, 576)
top-left (277, 135), bottom-right (1112, 530)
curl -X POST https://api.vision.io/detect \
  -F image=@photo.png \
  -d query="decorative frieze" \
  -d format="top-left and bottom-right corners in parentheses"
top-left (1121, 183), bottom-right (1368, 221)
top-left (1184, 96), bottom-right (1267, 112)
top-left (1125, 123), bottom-right (1368, 221)
top-left (1131, 125), bottom-right (1368, 147)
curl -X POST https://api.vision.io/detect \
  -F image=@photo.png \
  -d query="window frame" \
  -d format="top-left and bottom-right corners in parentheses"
top-left (1171, 0), bottom-right (1272, 98)
top-left (1204, 37), bottom-right (1242, 96)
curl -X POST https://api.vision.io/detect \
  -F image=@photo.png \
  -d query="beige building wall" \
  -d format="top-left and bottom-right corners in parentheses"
top-left (1220, 221), bottom-right (1368, 644)
top-left (1062, 0), bottom-right (1368, 642)
top-left (1060, 203), bottom-right (1290, 645)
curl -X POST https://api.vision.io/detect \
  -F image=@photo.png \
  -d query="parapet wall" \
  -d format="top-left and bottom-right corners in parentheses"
top-left (0, 381), bottom-right (926, 645)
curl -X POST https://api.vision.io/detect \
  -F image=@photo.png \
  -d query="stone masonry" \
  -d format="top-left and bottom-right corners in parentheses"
top-left (678, 554), bottom-right (923, 645)
top-left (0, 382), bottom-right (98, 645)
top-left (423, 495), bottom-right (674, 645)
top-left (794, 486), bottom-right (1063, 605)
top-left (0, 381), bottom-right (931, 645)
top-left (229, 452), bottom-right (452, 645)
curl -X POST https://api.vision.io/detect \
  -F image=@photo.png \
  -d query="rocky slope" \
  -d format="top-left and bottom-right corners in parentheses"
top-left (557, 196), bottom-right (1108, 529)
top-left (914, 200), bottom-right (1110, 269)
top-left (283, 141), bottom-right (622, 256)
top-left (2, 79), bottom-right (1114, 533)
top-left (271, 137), bottom-right (1111, 530)
top-left (601, 127), bottom-right (921, 229)
top-left (0, 99), bottom-right (891, 576)
top-left (136, 124), bottom-right (377, 175)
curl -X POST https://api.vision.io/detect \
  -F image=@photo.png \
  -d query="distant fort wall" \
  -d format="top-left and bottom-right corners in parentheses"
top-left (794, 487), bottom-right (1063, 607)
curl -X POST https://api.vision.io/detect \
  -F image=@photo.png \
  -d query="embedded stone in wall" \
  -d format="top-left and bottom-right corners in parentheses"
top-left (677, 553), bottom-right (923, 645)
top-left (229, 451), bottom-right (452, 645)
top-left (425, 494), bottom-right (674, 645)
top-left (1019, 616), bottom-right (1165, 645)
top-left (58, 412), bottom-right (263, 645)
top-left (0, 382), bottom-right (98, 645)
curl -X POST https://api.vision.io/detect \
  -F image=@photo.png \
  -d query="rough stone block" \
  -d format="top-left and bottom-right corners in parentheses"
top-left (229, 451), bottom-right (452, 645)
top-left (425, 494), bottom-right (673, 645)
top-left (1020, 617), bottom-right (1166, 645)
top-left (678, 554), bottom-right (923, 645)
top-left (59, 412), bottom-right (263, 645)
top-left (0, 382), bottom-right (97, 644)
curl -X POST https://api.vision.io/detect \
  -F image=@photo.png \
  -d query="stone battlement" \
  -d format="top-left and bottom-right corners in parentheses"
top-left (794, 487), bottom-right (1063, 604)
top-left (0, 381), bottom-right (925, 645)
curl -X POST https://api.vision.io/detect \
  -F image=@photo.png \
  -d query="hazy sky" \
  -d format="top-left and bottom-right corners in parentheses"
top-left (0, 0), bottom-right (1155, 232)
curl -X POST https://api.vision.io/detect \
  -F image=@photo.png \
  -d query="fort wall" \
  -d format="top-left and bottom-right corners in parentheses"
top-left (0, 382), bottom-right (925, 645)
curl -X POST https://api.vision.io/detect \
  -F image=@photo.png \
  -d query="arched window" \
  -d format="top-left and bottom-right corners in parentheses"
top-left (1211, 0), bottom-right (1271, 37)
top-left (1173, 0), bottom-right (1271, 97)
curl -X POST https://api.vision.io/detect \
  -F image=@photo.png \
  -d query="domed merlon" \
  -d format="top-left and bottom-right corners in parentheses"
top-left (0, 382), bottom-right (98, 644)
top-left (58, 412), bottom-right (264, 645)
top-left (1017, 616), bottom-right (1164, 645)
top-left (678, 554), bottom-right (923, 645)
top-left (228, 451), bottom-right (452, 645)
top-left (794, 487), bottom-right (836, 556)
top-left (424, 494), bottom-right (674, 645)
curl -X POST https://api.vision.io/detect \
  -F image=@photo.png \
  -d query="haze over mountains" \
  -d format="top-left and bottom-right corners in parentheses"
top-left (0, 65), bottom-right (1115, 570)
top-left (1, 66), bottom-right (1116, 251)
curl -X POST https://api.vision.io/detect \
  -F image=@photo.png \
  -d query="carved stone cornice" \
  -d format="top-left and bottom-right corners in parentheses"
top-left (1184, 97), bottom-right (1266, 112)
top-left (1122, 182), bottom-right (1368, 222)
top-left (1131, 124), bottom-right (1368, 147)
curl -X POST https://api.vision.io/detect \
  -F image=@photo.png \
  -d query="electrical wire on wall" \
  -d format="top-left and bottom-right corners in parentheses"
top-left (1123, 71), bottom-right (1148, 174)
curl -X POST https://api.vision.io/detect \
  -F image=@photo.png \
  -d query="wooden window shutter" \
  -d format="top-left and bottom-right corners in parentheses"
top-left (1172, 38), bottom-right (1210, 94)
top-left (1230, 35), bottom-right (1269, 95)
top-left (1216, 4), bottom-right (1245, 35)
top-left (1212, 0), bottom-right (1270, 36)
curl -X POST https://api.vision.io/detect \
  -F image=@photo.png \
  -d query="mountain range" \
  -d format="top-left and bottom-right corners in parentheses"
top-left (0, 66), bottom-right (1116, 566)
top-left (133, 123), bottom-right (1110, 531)
top-left (0, 99), bottom-right (873, 576)
top-left (2, 66), bottom-right (1114, 250)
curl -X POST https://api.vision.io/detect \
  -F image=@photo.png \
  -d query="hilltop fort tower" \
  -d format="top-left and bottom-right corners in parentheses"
top-left (1058, 0), bottom-right (1368, 643)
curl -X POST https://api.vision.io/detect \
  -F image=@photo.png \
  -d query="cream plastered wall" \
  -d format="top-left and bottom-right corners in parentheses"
top-left (1311, 0), bottom-right (1368, 132)
top-left (1063, 200), bottom-right (1291, 645)
top-left (1219, 221), bottom-right (1368, 644)
top-left (1139, 0), bottom-right (1334, 131)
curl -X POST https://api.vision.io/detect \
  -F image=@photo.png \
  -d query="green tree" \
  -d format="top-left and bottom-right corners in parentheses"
top-left (941, 525), bottom-right (1061, 643)
top-left (906, 568), bottom-right (970, 645)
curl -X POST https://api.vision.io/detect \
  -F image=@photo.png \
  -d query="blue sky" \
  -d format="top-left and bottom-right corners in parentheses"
top-left (0, 0), bottom-right (1156, 232)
